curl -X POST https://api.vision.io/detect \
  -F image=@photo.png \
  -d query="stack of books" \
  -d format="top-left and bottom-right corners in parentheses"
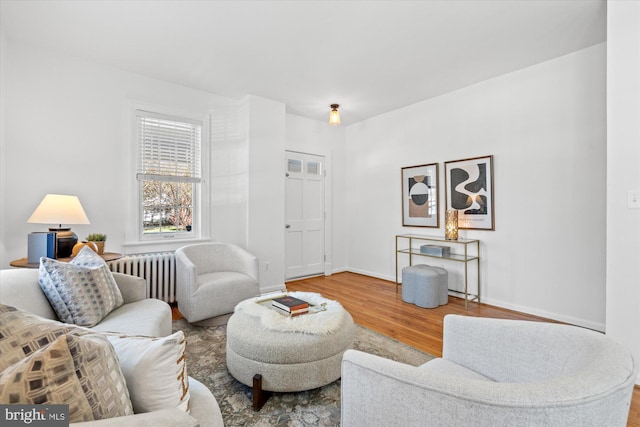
top-left (272, 295), bottom-right (309, 317)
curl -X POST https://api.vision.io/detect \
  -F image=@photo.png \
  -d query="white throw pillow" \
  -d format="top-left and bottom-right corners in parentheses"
top-left (105, 331), bottom-right (191, 414)
top-left (38, 245), bottom-right (123, 327)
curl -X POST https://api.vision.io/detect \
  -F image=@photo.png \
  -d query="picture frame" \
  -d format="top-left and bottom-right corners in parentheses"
top-left (445, 155), bottom-right (494, 230)
top-left (401, 163), bottom-right (439, 227)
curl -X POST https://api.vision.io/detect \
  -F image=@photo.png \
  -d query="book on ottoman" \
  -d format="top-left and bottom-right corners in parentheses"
top-left (272, 305), bottom-right (309, 317)
top-left (272, 295), bottom-right (309, 312)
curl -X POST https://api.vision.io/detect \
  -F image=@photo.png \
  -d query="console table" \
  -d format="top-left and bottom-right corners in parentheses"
top-left (395, 234), bottom-right (480, 309)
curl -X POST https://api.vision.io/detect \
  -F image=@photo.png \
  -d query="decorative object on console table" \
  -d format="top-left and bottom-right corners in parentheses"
top-left (271, 295), bottom-right (309, 312)
top-left (420, 244), bottom-right (451, 257)
top-left (401, 163), bottom-right (439, 228)
top-left (444, 155), bottom-right (494, 230)
top-left (86, 233), bottom-right (107, 255)
top-left (27, 194), bottom-right (91, 258)
top-left (444, 209), bottom-right (459, 240)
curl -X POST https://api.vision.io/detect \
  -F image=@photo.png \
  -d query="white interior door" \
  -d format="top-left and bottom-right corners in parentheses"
top-left (285, 152), bottom-right (325, 280)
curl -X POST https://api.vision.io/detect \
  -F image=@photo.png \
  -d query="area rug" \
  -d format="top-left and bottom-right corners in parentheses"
top-left (173, 319), bottom-right (433, 426)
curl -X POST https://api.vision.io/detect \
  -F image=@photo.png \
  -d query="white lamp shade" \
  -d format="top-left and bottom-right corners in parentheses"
top-left (27, 194), bottom-right (91, 225)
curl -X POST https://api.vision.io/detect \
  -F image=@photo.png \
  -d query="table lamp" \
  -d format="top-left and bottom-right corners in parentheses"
top-left (27, 194), bottom-right (91, 258)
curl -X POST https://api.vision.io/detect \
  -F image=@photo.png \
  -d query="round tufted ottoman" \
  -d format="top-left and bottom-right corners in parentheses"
top-left (226, 292), bottom-right (355, 397)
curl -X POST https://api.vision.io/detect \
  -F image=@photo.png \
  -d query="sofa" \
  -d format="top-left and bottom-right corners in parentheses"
top-left (176, 242), bottom-right (259, 322)
top-left (341, 314), bottom-right (637, 427)
top-left (0, 268), bottom-right (224, 427)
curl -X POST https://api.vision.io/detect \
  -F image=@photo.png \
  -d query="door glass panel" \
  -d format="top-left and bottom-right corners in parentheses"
top-left (288, 159), bottom-right (303, 173)
top-left (306, 161), bottom-right (320, 175)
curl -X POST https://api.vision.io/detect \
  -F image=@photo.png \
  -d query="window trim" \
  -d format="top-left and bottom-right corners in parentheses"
top-left (124, 101), bottom-right (211, 253)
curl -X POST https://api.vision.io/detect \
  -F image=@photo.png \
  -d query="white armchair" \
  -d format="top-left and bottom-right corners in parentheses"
top-left (341, 314), bottom-right (636, 427)
top-left (175, 242), bottom-right (259, 323)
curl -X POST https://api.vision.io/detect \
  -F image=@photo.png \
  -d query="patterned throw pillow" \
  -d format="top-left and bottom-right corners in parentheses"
top-left (0, 305), bottom-right (134, 420)
top-left (38, 245), bottom-right (123, 327)
top-left (105, 331), bottom-right (191, 414)
top-left (0, 304), bottom-right (190, 417)
top-left (0, 334), bottom-right (95, 423)
top-left (0, 304), bottom-right (80, 371)
top-left (64, 333), bottom-right (134, 419)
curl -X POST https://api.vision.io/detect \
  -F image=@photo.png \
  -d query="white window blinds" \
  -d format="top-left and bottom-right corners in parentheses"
top-left (136, 110), bottom-right (202, 183)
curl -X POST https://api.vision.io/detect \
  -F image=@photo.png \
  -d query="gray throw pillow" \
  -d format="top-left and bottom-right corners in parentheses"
top-left (38, 246), bottom-right (123, 327)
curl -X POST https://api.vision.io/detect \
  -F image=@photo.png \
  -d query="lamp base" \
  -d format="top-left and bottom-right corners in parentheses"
top-left (49, 228), bottom-right (78, 258)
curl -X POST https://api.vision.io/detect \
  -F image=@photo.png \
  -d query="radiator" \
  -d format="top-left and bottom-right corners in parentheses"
top-left (108, 252), bottom-right (176, 303)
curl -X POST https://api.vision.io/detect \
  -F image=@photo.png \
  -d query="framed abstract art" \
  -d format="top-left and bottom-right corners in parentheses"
top-left (401, 163), bottom-right (439, 227)
top-left (445, 155), bottom-right (494, 230)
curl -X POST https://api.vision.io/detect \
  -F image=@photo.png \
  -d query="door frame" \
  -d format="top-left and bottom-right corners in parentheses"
top-left (284, 150), bottom-right (331, 280)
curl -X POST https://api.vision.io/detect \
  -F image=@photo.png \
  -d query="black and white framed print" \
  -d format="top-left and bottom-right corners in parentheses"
top-left (401, 163), bottom-right (439, 227)
top-left (445, 155), bottom-right (494, 230)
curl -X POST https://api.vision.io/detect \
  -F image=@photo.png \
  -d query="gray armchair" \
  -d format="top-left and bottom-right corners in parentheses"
top-left (175, 242), bottom-right (259, 323)
top-left (341, 314), bottom-right (636, 427)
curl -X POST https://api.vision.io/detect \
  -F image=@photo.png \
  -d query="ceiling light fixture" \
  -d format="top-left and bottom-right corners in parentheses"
top-left (329, 104), bottom-right (341, 126)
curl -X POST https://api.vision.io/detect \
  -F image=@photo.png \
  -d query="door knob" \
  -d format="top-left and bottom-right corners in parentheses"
top-left (285, 224), bottom-right (291, 229)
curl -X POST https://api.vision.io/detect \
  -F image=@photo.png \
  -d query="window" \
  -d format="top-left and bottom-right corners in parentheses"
top-left (136, 110), bottom-right (202, 239)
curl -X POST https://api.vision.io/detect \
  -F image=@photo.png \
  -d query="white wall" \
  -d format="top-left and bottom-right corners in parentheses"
top-left (0, 39), bottom-right (242, 267)
top-left (245, 95), bottom-right (286, 290)
top-left (606, 0), bottom-right (640, 383)
top-left (285, 114), bottom-right (347, 274)
top-left (345, 44), bottom-right (607, 330)
top-left (210, 104), bottom-right (249, 247)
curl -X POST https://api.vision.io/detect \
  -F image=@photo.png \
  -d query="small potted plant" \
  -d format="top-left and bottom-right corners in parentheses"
top-left (85, 233), bottom-right (107, 255)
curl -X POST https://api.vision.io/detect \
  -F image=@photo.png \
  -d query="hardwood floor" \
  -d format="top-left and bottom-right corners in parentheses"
top-left (286, 271), bottom-right (640, 426)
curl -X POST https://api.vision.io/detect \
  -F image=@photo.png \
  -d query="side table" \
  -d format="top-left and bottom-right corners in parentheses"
top-left (10, 252), bottom-right (123, 268)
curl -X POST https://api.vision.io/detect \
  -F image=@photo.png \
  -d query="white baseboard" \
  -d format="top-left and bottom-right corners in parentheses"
top-left (259, 284), bottom-right (288, 294)
top-left (480, 296), bottom-right (605, 333)
top-left (344, 267), bottom-right (395, 282)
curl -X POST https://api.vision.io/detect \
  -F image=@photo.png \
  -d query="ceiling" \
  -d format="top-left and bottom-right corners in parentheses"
top-left (0, 0), bottom-right (606, 125)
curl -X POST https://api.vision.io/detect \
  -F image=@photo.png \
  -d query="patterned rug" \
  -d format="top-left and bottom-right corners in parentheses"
top-left (173, 319), bottom-right (434, 426)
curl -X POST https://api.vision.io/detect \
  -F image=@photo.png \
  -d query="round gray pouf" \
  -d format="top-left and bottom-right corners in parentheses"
top-left (427, 265), bottom-right (449, 306)
top-left (226, 304), bottom-right (355, 392)
top-left (402, 264), bottom-right (448, 308)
